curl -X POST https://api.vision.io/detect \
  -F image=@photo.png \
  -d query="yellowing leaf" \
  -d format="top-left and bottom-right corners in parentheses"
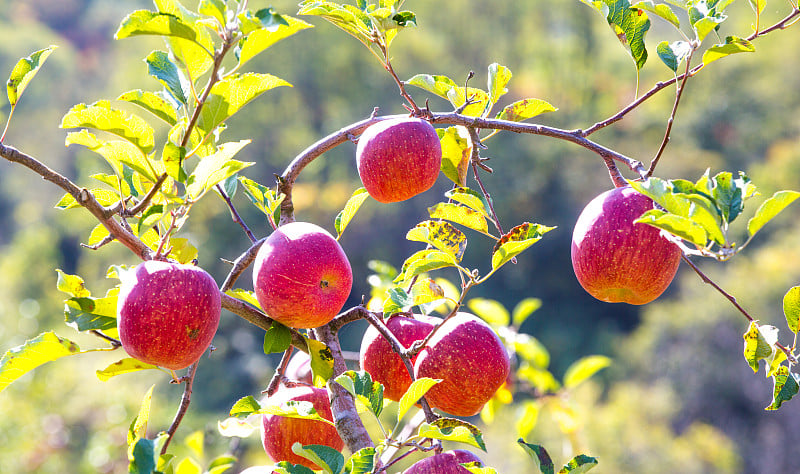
top-left (491, 222), bottom-right (555, 270)
top-left (467, 298), bottom-right (510, 327)
top-left (0, 332), bottom-right (83, 393)
top-left (437, 126), bottom-right (471, 187)
top-left (6, 45), bottom-right (57, 106)
top-left (418, 417), bottom-right (486, 451)
top-left (428, 202), bottom-right (489, 235)
top-left (335, 187), bottom-right (369, 238)
top-left (61, 100), bottom-right (155, 155)
top-left (406, 220), bottom-right (467, 261)
top-left (563, 355), bottom-right (611, 389)
top-left (96, 358), bottom-right (159, 381)
top-left (398, 377), bottom-right (440, 421)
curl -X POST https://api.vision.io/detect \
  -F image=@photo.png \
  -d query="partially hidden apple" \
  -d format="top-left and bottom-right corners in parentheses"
top-left (253, 222), bottom-right (353, 328)
top-left (356, 117), bottom-right (442, 203)
top-left (359, 313), bottom-right (439, 401)
top-left (571, 186), bottom-right (682, 305)
top-left (261, 386), bottom-right (344, 470)
top-left (403, 449), bottom-right (484, 474)
top-left (117, 260), bottom-right (221, 370)
top-left (284, 350), bottom-right (313, 385)
top-left (413, 312), bottom-right (510, 417)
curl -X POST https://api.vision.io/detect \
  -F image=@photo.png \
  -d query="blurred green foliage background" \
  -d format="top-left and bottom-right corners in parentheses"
top-left (0, 1), bottom-right (799, 472)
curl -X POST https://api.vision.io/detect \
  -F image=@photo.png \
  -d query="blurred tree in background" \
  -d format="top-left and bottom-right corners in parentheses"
top-left (0, 1), bottom-right (799, 472)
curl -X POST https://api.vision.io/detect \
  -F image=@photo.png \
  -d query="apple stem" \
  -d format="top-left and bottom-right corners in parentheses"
top-left (89, 330), bottom-right (121, 348)
top-left (160, 362), bottom-right (199, 455)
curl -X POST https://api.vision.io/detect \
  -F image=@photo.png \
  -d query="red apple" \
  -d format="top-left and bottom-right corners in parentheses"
top-left (285, 351), bottom-right (313, 385)
top-left (356, 117), bottom-right (442, 203)
top-left (403, 449), bottom-right (484, 474)
top-left (571, 186), bottom-right (682, 305)
top-left (261, 386), bottom-right (344, 470)
top-left (253, 222), bottom-right (353, 328)
top-left (117, 260), bottom-right (221, 370)
top-left (413, 312), bottom-right (510, 417)
top-left (359, 313), bottom-right (439, 401)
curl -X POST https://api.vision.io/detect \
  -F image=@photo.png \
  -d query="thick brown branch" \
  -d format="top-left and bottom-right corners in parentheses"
top-left (219, 293), bottom-right (307, 351)
top-left (314, 323), bottom-right (375, 453)
top-left (0, 142), bottom-right (154, 260)
top-left (221, 238), bottom-right (266, 292)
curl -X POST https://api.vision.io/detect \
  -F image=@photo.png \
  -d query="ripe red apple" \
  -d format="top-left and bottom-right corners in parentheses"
top-left (117, 260), bottom-right (221, 370)
top-left (359, 313), bottom-right (439, 401)
top-left (571, 186), bottom-right (682, 305)
top-left (356, 117), bottom-right (442, 203)
top-left (253, 222), bottom-right (353, 328)
top-left (413, 312), bottom-right (510, 417)
top-left (403, 449), bottom-right (484, 474)
top-left (284, 351), bottom-right (313, 385)
top-left (260, 386), bottom-right (344, 470)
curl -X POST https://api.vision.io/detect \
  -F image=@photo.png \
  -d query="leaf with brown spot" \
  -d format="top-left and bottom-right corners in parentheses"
top-left (406, 220), bottom-right (467, 261)
top-left (96, 357), bottom-right (159, 381)
top-left (491, 222), bottom-right (556, 270)
top-left (418, 417), bottom-right (486, 451)
top-left (428, 202), bottom-right (491, 236)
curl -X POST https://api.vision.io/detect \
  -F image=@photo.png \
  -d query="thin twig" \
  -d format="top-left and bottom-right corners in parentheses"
top-left (161, 362), bottom-right (199, 455)
top-left (90, 330), bottom-right (121, 347)
top-left (646, 47), bottom-right (695, 178)
top-left (264, 345), bottom-right (295, 397)
top-left (362, 311), bottom-right (438, 423)
top-left (220, 238), bottom-right (266, 292)
top-left (110, 173), bottom-right (169, 219)
top-left (216, 183), bottom-right (257, 243)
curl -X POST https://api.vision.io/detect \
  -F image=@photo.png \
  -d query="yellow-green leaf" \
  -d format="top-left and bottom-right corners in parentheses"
top-left (238, 15), bottom-right (314, 68)
top-left (428, 202), bottom-right (489, 235)
top-left (487, 63), bottom-right (512, 104)
top-left (563, 355), bottom-right (611, 389)
top-left (467, 298), bottom-right (510, 327)
top-left (129, 384), bottom-right (156, 444)
top-left (61, 100), bottom-right (155, 155)
top-left (784, 286), bottom-right (800, 334)
top-left (635, 209), bottom-right (708, 247)
top-left (747, 190), bottom-right (800, 237)
top-left (398, 377), bottom-right (440, 421)
top-left (187, 140), bottom-right (254, 200)
top-left (410, 278), bottom-right (445, 306)
top-left (7, 45), bottom-right (57, 106)
top-left (445, 187), bottom-right (493, 219)
top-left (335, 187), bottom-right (369, 239)
top-left (198, 73), bottom-right (291, 134)
top-left (437, 127), bottom-right (471, 187)
top-left (417, 417), bottom-right (486, 451)
top-left (396, 249), bottom-right (459, 283)
top-left (743, 322), bottom-right (777, 373)
top-left (96, 358), bottom-right (159, 381)
top-left (496, 98), bottom-right (557, 122)
top-left (306, 338), bottom-right (334, 387)
top-left (512, 298), bottom-right (542, 327)
top-left (117, 89), bottom-right (178, 125)
top-left (0, 332), bottom-right (83, 392)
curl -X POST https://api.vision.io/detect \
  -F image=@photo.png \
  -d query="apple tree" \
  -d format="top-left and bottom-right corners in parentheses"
top-left (1, 0), bottom-right (799, 472)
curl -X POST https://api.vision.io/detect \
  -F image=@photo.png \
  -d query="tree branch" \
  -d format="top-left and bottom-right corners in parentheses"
top-left (220, 238), bottom-right (266, 292)
top-left (0, 142), bottom-right (154, 260)
top-left (161, 362), bottom-right (199, 455)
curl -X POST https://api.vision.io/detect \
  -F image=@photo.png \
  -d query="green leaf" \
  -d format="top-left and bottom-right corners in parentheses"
top-left (428, 202), bottom-right (489, 235)
top-left (208, 455), bottom-right (237, 474)
top-left (398, 377), bottom-right (440, 421)
top-left (6, 45), bottom-right (57, 106)
top-left (237, 15), bottom-right (314, 69)
top-left (406, 220), bottom-right (467, 261)
top-left (604, 0), bottom-right (651, 70)
top-left (743, 321), bottom-right (778, 373)
top-left (563, 355), bottom-right (612, 389)
top-left (437, 127), bottom-right (471, 187)
top-left (418, 417), bottom-right (486, 451)
top-left (558, 454), bottom-right (599, 474)
top-left (512, 298), bottom-right (542, 327)
top-left (334, 370), bottom-right (384, 417)
top-left (129, 434), bottom-right (169, 474)
top-left (383, 286), bottom-right (414, 315)
top-left (693, 15), bottom-right (726, 42)
top-left (656, 40), bottom-right (691, 72)
top-left (344, 447), bottom-right (375, 474)
top-left (712, 171), bottom-right (744, 223)
top-left (96, 358), bottom-right (159, 381)
top-left (187, 140), bottom-right (254, 200)
top-left (198, 72), bottom-right (291, 133)
top-left (517, 439), bottom-right (555, 474)
top-left (270, 461), bottom-right (316, 474)
top-left (766, 365), bottom-right (799, 410)
top-left (297, 2), bottom-right (372, 47)
top-left (263, 323), bottom-right (292, 354)
top-left (61, 100), bottom-right (156, 155)
top-left (64, 291), bottom-right (118, 332)
top-left (783, 287), bottom-right (800, 334)
top-left (496, 98), bottom-right (557, 122)
top-left (445, 187), bottom-right (493, 219)
top-left (396, 249), bottom-right (459, 283)
top-left (145, 50), bottom-right (189, 105)
top-left (747, 190), bottom-right (800, 237)
top-left (703, 36), bottom-right (755, 65)
top-left (115, 10), bottom-right (201, 43)
top-left (491, 222), bottom-right (555, 270)
top-left (239, 176), bottom-right (284, 220)
top-left (291, 444), bottom-right (345, 474)
top-left (306, 338), bottom-right (334, 387)
top-left (0, 332), bottom-right (83, 392)
top-left (335, 188), bottom-right (369, 238)
top-left (631, 1), bottom-right (679, 27)
top-left (487, 63), bottom-right (512, 105)
top-left (635, 209), bottom-right (708, 247)
top-left (230, 395), bottom-right (262, 417)
top-left (117, 89), bottom-right (178, 125)
top-left (467, 298), bottom-right (510, 327)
